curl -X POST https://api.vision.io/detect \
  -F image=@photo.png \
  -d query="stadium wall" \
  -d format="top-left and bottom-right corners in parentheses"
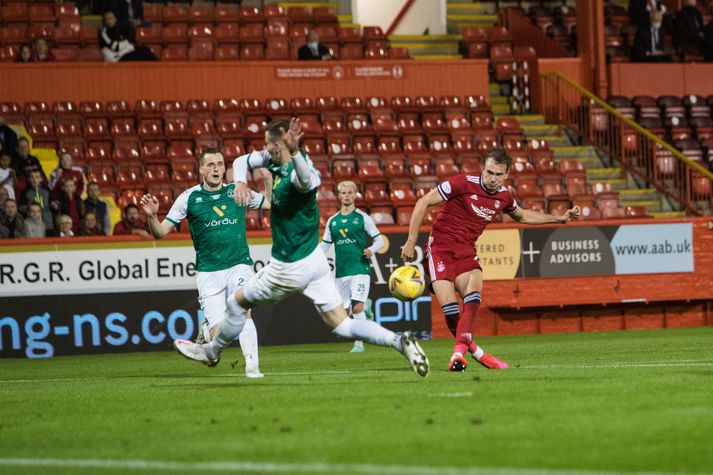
top-left (608, 63), bottom-right (713, 98)
top-left (0, 60), bottom-right (490, 104)
top-left (430, 217), bottom-right (713, 338)
top-left (1, 217), bottom-right (710, 358)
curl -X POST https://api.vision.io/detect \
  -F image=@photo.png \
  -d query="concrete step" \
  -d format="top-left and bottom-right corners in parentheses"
top-left (531, 135), bottom-right (570, 147)
top-left (495, 114), bottom-right (546, 126)
top-left (491, 104), bottom-right (510, 115)
top-left (488, 83), bottom-right (501, 96)
top-left (553, 155), bottom-right (601, 169)
top-left (338, 15), bottom-right (353, 24)
top-left (446, 3), bottom-right (490, 15)
top-left (587, 168), bottom-right (623, 181)
top-left (651, 211), bottom-right (688, 218)
top-left (552, 145), bottom-right (599, 159)
top-left (389, 35), bottom-right (460, 57)
top-left (521, 124), bottom-right (559, 137)
top-left (620, 199), bottom-right (661, 212)
top-left (618, 188), bottom-right (659, 201)
top-left (490, 96), bottom-right (509, 105)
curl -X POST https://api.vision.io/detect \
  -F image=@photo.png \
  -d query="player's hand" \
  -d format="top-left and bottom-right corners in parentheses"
top-left (401, 239), bottom-right (416, 262)
top-left (234, 182), bottom-right (252, 206)
top-left (560, 205), bottom-right (581, 223)
top-left (363, 248), bottom-right (373, 258)
top-left (282, 117), bottom-right (304, 155)
top-left (140, 193), bottom-right (159, 216)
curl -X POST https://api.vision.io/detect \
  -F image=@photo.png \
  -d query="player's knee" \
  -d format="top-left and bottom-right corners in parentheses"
top-left (351, 301), bottom-right (364, 314)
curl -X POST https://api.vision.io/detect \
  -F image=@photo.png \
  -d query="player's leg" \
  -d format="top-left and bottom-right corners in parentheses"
top-left (228, 265), bottom-right (263, 378)
top-left (303, 248), bottom-right (429, 377)
top-left (453, 269), bottom-right (508, 370)
top-left (175, 271), bottom-right (226, 361)
top-left (335, 276), bottom-right (358, 352)
top-left (348, 274), bottom-right (370, 353)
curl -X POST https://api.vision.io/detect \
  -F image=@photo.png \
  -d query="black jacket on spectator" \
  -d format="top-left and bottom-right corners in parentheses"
top-left (11, 153), bottom-right (44, 180)
top-left (298, 44), bottom-right (332, 60)
top-left (20, 184), bottom-right (53, 230)
top-left (0, 213), bottom-right (26, 239)
top-left (628, 0), bottom-right (663, 27)
top-left (674, 6), bottom-right (704, 51)
top-left (631, 24), bottom-right (668, 61)
top-left (704, 22), bottom-right (713, 61)
top-left (103, 0), bottom-right (144, 22)
top-left (0, 125), bottom-right (18, 153)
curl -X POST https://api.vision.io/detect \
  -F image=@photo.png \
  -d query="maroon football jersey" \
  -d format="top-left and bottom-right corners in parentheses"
top-left (431, 174), bottom-right (518, 245)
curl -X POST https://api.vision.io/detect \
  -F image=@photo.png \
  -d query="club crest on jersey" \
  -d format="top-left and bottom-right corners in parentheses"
top-left (195, 197), bottom-right (203, 203)
top-left (470, 203), bottom-right (496, 221)
top-left (352, 218), bottom-right (359, 224)
top-left (437, 261), bottom-right (445, 272)
top-left (495, 200), bottom-right (501, 209)
top-left (227, 188), bottom-right (234, 197)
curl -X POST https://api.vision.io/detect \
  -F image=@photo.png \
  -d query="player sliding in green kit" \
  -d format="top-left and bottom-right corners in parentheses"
top-left (173, 118), bottom-right (430, 378)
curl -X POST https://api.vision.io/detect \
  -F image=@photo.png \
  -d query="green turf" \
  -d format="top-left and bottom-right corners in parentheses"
top-left (1, 327), bottom-right (713, 475)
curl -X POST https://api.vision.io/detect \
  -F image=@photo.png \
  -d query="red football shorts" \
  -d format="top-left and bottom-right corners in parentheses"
top-left (426, 236), bottom-right (482, 282)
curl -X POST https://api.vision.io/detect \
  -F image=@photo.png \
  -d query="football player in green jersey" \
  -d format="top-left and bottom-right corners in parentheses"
top-left (321, 181), bottom-right (384, 353)
top-left (173, 119), bottom-right (430, 378)
top-left (141, 148), bottom-right (271, 378)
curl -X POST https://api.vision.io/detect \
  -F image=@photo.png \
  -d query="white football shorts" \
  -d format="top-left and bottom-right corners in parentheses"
top-left (335, 274), bottom-right (370, 308)
top-left (197, 263), bottom-right (254, 330)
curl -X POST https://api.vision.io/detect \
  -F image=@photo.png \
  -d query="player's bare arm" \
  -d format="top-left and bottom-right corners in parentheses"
top-left (140, 193), bottom-right (175, 239)
top-left (509, 205), bottom-right (581, 225)
top-left (401, 188), bottom-right (444, 261)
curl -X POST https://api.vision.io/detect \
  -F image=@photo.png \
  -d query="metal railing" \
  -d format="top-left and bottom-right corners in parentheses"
top-left (541, 72), bottom-right (713, 216)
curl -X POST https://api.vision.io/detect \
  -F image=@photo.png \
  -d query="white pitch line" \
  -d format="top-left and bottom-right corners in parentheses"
top-left (1, 360), bottom-right (713, 385)
top-left (0, 457), bottom-right (708, 475)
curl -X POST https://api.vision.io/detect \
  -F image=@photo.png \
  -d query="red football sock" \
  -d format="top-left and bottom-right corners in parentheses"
top-left (454, 292), bottom-right (481, 355)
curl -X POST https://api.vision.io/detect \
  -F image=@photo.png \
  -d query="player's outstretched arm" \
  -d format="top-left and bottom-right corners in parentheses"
top-left (401, 188), bottom-right (444, 261)
top-left (140, 194), bottom-right (175, 239)
top-left (233, 151), bottom-right (271, 206)
top-left (509, 205), bottom-right (581, 225)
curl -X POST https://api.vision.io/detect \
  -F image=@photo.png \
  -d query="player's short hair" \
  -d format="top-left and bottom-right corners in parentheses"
top-left (482, 147), bottom-right (512, 171)
top-left (198, 147), bottom-right (222, 166)
top-left (265, 120), bottom-right (290, 140)
top-left (337, 181), bottom-right (357, 192)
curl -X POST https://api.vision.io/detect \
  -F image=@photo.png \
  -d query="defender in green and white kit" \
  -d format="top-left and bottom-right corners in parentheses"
top-left (141, 148), bottom-right (270, 378)
top-left (321, 181), bottom-right (383, 353)
top-left (173, 119), bottom-right (430, 378)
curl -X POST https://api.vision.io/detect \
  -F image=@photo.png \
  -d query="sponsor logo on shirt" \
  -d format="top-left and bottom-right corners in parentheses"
top-left (204, 217), bottom-right (239, 228)
top-left (470, 203), bottom-right (496, 221)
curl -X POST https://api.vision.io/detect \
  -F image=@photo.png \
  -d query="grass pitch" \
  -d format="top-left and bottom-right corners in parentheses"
top-left (1, 327), bottom-right (712, 475)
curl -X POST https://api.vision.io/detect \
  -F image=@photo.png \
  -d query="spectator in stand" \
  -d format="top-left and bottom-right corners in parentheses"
top-left (52, 179), bottom-right (83, 234)
top-left (32, 38), bottom-right (55, 62)
top-left (113, 203), bottom-right (149, 237)
top-left (703, 20), bottom-right (713, 62)
top-left (12, 138), bottom-right (46, 190)
top-left (0, 115), bottom-right (18, 153)
top-left (0, 186), bottom-right (8, 210)
top-left (20, 170), bottom-right (53, 231)
top-left (24, 202), bottom-right (47, 238)
top-left (298, 30), bottom-right (334, 60)
top-left (84, 181), bottom-right (111, 235)
top-left (15, 44), bottom-right (33, 63)
top-left (49, 152), bottom-right (85, 199)
top-left (0, 199), bottom-right (27, 239)
top-left (48, 214), bottom-right (75, 238)
top-left (0, 152), bottom-right (16, 201)
top-left (674, 0), bottom-right (705, 59)
top-left (629, 0), bottom-right (665, 27)
top-left (631, 10), bottom-right (671, 62)
top-left (102, 0), bottom-right (144, 26)
top-left (99, 10), bottom-right (156, 62)
top-left (78, 211), bottom-right (103, 236)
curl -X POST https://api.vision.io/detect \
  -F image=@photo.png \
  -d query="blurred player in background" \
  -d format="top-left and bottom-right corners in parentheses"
top-left (173, 119), bottom-right (430, 378)
top-left (402, 147), bottom-right (580, 372)
top-left (321, 180), bottom-right (384, 353)
top-left (140, 147), bottom-right (271, 378)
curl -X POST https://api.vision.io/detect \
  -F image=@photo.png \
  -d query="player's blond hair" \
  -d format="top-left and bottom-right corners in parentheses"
top-left (337, 181), bottom-right (357, 192)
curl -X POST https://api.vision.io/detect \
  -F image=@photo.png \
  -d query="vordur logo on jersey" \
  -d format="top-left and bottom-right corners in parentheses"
top-left (204, 205), bottom-right (237, 227)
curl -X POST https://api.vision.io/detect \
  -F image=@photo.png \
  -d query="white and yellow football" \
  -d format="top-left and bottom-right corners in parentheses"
top-left (388, 266), bottom-right (426, 301)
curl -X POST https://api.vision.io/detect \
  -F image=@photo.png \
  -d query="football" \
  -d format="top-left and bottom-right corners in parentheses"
top-left (388, 266), bottom-right (426, 301)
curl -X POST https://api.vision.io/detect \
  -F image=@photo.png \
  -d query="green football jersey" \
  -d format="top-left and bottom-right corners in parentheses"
top-left (322, 209), bottom-right (381, 278)
top-left (166, 183), bottom-right (264, 272)
top-left (267, 152), bottom-right (321, 262)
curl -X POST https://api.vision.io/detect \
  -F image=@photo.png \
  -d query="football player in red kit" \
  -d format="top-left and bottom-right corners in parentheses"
top-left (401, 147), bottom-right (580, 371)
